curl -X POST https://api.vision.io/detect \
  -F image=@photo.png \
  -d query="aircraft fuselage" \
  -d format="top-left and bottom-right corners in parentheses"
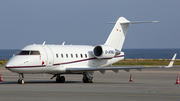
top-left (6, 44), bottom-right (124, 74)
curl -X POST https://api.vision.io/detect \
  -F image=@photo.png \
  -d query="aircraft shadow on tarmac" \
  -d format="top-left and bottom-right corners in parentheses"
top-left (0, 81), bottom-right (142, 84)
top-left (0, 81), bottom-right (84, 84)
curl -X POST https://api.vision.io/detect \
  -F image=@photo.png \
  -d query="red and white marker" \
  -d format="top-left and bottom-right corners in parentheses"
top-left (0, 74), bottom-right (3, 82)
top-left (176, 76), bottom-right (179, 84)
top-left (130, 74), bottom-right (133, 82)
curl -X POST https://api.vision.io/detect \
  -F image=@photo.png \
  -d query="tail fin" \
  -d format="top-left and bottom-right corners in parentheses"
top-left (105, 17), bottom-right (130, 51)
top-left (104, 17), bottom-right (158, 51)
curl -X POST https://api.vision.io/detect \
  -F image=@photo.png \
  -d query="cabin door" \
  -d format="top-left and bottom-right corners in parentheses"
top-left (41, 45), bottom-right (54, 67)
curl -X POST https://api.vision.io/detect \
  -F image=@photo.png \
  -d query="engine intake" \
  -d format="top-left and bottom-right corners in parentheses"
top-left (93, 45), bottom-right (120, 59)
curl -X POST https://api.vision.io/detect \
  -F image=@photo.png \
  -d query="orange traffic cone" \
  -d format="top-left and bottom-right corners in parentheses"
top-left (129, 74), bottom-right (133, 82)
top-left (0, 74), bottom-right (3, 81)
top-left (176, 76), bottom-right (179, 84)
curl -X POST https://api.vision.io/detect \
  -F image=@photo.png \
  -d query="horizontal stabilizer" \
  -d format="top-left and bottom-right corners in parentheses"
top-left (121, 21), bottom-right (159, 24)
top-left (107, 21), bottom-right (158, 24)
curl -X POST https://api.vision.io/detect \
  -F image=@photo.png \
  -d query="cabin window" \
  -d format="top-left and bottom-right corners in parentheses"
top-left (56, 54), bottom-right (58, 58)
top-left (76, 54), bottom-right (78, 58)
top-left (61, 54), bottom-right (63, 58)
top-left (80, 54), bottom-right (83, 58)
top-left (66, 54), bottom-right (68, 58)
top-left (85, 54), bottom-right (87, 58)
top-left (71, 54), bottom-right (73, 58)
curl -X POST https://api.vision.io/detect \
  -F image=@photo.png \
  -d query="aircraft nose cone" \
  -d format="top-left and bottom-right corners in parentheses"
top-left (5, 56), bottom-right (21, 69)
top-left (5, 55), bottom-right (27, 69)
top-left (5, 61), bottom-right (13, 69)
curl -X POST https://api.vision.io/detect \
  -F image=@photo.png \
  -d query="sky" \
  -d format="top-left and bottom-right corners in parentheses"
top-left (0, 0), bottom-right (180, 49)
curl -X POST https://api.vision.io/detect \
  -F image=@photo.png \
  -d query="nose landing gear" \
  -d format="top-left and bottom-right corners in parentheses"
top-left (18, 73), bottom-right (24, 84)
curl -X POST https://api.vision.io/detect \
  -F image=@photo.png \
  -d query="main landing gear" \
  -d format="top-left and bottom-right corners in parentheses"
top-left (18, 73), bottom-right (24, 84)
top-left (55, 75), bottom-right (65, 83)
top-left (82, 72), bottom-right (93, 83)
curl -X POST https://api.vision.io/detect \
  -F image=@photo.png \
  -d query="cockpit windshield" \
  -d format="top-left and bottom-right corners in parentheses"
top-left (30, 51), bottom-right (40, 55)
top-left (17, 50), bottom-right (40, 55)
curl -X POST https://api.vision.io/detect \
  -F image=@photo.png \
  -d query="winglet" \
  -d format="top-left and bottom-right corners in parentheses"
top-left (165, 53), bottom-right (177, 68)
top-left (43, 41), bottom-right (46, 45)
top-left (62, 41), bottom-right (65, 45)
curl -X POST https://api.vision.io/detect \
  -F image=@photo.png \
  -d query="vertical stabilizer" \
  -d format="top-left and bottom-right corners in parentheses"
top-left (104, 17), bottom-right (130, 51)
top-left (105, 17), bottom-right (158, 51)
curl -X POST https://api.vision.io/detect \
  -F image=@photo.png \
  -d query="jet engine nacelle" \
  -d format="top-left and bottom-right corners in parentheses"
top-left (93, 45), bottom-right (120, 59)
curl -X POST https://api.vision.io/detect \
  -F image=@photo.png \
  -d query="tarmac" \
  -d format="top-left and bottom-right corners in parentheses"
top-left (0, 66), bottom-right (180, 101)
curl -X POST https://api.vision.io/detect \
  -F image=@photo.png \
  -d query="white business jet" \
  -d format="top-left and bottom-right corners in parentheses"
top-left (5, 17), bottom-right (177, 84)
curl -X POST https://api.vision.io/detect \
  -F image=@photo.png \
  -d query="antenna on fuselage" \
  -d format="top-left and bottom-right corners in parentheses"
top-left (43, 41), bottom-right (46, 45)
top-left (62, 41), bottom-right (65, 45)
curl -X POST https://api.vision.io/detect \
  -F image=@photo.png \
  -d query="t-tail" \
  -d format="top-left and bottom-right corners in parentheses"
top-left (104, 17), bottom-right (158, 51)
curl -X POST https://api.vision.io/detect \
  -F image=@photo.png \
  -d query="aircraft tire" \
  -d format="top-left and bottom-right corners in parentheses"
top-left (18, 79), bottom-right (24, 84)
top-left (18, 79), bottom-right (21, 84)
top-left (21, 79), bottom-right (24, 84)
top-left (56, 76), bottom-right (65, 83)
top-left (56, 75), bottom-right (60, 83)
top-left (60, 76), bottom-right (65, 83)
top-left (83, 77), bottom-right (92, 83)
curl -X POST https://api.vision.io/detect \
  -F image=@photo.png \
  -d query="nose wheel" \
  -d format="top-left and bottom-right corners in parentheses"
top-left (18, 79), bottom-right (24, 84)
top-left (18, 73), bottom-right (25, 84)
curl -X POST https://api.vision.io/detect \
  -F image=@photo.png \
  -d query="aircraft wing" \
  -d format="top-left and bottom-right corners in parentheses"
top-left (66, 53), bottom-right (177, 74)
